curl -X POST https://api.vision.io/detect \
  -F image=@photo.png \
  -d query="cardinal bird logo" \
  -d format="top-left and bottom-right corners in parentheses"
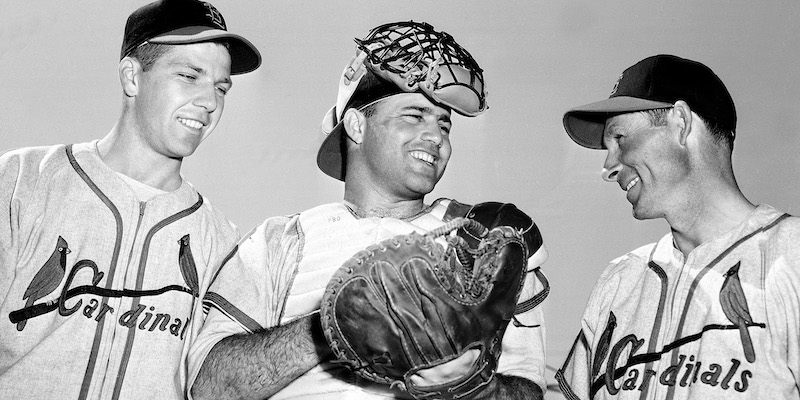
top-left (178, 234), bottom-right (199, 297)
top-left (17, 236), bottom-right (70, 331)
top-left (718, 261), bottom-right (756, 363)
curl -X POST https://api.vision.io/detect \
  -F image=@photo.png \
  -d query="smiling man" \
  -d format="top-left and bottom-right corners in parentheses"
top-left (0, 1), bottom-right (260, 399)
top-left (189, 21), bottom-right (549, 400)
top-left (556, 55), bottom-right (800, 399)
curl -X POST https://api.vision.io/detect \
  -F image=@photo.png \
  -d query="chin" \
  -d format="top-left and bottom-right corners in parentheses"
top-left (631, 204), bottom-right (662, 221)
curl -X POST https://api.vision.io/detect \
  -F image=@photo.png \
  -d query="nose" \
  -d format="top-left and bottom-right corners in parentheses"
top-left (602, 150), bottom-right (622, 182)
top-left (420, 121), bottom-right (444, 147)
top-left (193, 85), bottom-right (218, 112)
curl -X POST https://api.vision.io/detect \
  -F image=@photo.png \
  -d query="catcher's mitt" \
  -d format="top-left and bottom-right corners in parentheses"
top-left (320, 216), bottom-right (528, 399)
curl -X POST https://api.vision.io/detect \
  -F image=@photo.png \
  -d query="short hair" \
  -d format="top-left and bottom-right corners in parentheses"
top-left (359, 100), bottom-right (383, 119)
top-left (643, 107), bottom-right (734, 151)
top-left (127, 43), bottom-right (172, 71)
top-left (126, 41), bottom-right (231, 72)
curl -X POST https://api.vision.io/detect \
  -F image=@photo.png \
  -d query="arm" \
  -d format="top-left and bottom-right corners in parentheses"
top-left (0, 150), bottom-right (23, 301)
top-left (187, 215), bottom-right (309, 399)
top-left (192, 313), bottom-right (330, 400)
top-left (475, 374), bottom-right (544, 400)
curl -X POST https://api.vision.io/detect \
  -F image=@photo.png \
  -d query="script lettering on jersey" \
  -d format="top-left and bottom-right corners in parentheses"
top-left (9, 234), bottom-right (199, 340)
top-left (590, 311), bottom-right (763, 397)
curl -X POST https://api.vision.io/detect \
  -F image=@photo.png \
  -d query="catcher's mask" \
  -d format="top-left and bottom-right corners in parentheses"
top-left (317, 21), bottom-right (488, 181)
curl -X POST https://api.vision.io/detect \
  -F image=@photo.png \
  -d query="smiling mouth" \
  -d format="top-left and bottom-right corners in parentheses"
top-left (625, 176), bottom-right (640, 191)
top-left (178, 118), bottom-right (204, 130)
top-left (410, 151), bottom-right (436, 165)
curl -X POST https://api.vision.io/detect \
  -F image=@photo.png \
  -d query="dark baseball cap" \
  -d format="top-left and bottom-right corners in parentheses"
top-left (121, 0), bottom-right (261, 75)
top-left (563, 54), bottom-right (736, 149)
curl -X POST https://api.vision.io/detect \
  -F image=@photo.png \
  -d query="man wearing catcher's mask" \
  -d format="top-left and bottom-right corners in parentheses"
top-left (189, 21), bottom-right (549, 399)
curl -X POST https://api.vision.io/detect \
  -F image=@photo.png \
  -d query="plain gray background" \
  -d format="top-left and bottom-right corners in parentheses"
top-left (2, 1), bottom-right (799, 397)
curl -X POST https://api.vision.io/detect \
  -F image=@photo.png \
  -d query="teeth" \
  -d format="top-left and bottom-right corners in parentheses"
top-left (625, 176), bottom-right (640, 191)
top-left (178, 118), bottom-right (203, 130)
top-left (410, 151), bottom-right (435, 164)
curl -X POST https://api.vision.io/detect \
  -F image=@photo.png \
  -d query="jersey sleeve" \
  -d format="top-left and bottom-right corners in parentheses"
top-left (495, 235), bottom-right (549, 391)
top-left (555, 264), bottom-right (620, 400)
top-left (764, 218), bottom-right (800, 390)
top-left (186, 215), bottom-right (302, 393)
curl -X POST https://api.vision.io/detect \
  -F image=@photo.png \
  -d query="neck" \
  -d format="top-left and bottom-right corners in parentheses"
top-left (342, 192), bottom-right (426, 220)
top-left (668, 187), bottom-right (756, 256)
top-left (97, 123), bottom-right (183, 192)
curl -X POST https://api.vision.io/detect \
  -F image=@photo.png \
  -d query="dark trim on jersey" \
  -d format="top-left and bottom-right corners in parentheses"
top-left (112, 194), bottom-right (203, 400)
top-left (514, 267), bottom-right (549, 316)
top-left (639, 261), bottom-right (669, 400)
top-left (67, 144), bottom-right (126, 400)
top-left (203, 291), bottom-right (264, 334)
top-left (208, 244), bottom-right (240, 287)
top-left (556, 331), bottom-right (589, 400)
top-left (663, 212), bottom-right (791, 400)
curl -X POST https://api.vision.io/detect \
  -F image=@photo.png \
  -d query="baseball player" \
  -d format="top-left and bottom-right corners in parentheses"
top-left (556, 54), bottom-right (800, 399)
top-left (188, 21), bottom-right (549, 399)
top-left (0, 1), bottom-right (260, 399)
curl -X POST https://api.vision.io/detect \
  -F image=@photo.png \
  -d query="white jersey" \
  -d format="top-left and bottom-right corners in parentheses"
top-left (557, 205), bottom-right (800, 399)
top-left (188, 199), bottom-right (549, 398)
top-left (0, 142), bottom-right (239, 400)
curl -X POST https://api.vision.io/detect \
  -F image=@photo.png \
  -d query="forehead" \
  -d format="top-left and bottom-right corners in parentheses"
top-left (375, 93), bottom-right (452, 117)
top-left (156, 42), bottom-right (232, 75)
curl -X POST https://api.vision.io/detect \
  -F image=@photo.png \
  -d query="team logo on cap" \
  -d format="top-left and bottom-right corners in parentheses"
top-left (203, 2), bottom-right (226, 30)
top-left (610, 73), bottom-right (623, 96)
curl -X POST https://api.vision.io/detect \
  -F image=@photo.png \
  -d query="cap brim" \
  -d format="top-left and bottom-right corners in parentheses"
top-left (316, 119), bottom-right (346, 181)
top-left (563, 96), bottom-right (673, 149)
top-left (149, 26), bottom-right (261, 75)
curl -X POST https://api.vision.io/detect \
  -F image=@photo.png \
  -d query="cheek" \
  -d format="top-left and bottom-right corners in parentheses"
top-left (440, 139), bottom-right (452, 162)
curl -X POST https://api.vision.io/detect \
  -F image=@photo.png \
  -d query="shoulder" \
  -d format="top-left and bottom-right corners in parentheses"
top-left (1, 144), bottom-right (75, 198)
top-left (764, 209), bottom-right (800, 238)
top-left (755, 206), bottom-right (800, 255)
top-left (1, 143), bottom-right (69, 173)
top-left (596, 242), bottom-right (657, 285)
top-left (240, 213), bottom-right (302, 250)
top-left (194, 193), bottom-right (240, 243)
top-left (756, 208), bottom-right (800, 278)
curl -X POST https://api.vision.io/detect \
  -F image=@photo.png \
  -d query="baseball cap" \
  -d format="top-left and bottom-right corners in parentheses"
top-left (316, 21), bottom-right (487, 181)
top-left (121, 0), bottom-right (261, 75)
top-left (563, 54), bottom-right (736, 149)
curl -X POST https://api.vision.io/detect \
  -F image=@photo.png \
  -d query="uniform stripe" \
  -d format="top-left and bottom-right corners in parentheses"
top-left (112, 195), bottom-right (203, 400)
top-left (67, 145), bottom-right (125, 400)
top-left (203, 291), bottom-right (264, 334)
top-left (639, 261), bottom-right (669, 400)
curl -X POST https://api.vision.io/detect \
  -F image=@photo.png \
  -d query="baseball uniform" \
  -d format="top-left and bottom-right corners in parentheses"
top-left (557, 204), bottom-right (800, 399)
top-left (188, 199), bottom-right (549, 398)
top-left (0, 141), bottom-right (239, 399)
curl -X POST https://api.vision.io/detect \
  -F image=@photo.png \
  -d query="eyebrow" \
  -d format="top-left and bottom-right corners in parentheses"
top-left (403, 105), bottom-right (452, 124)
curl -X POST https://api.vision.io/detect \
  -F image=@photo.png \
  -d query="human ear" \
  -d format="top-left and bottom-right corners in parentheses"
top-left (119, 57), bottom-right (139, 97)
top-left (672, 100), bottom-right (693, 146)
top-left (343, 108), bottom-right (366, 145)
